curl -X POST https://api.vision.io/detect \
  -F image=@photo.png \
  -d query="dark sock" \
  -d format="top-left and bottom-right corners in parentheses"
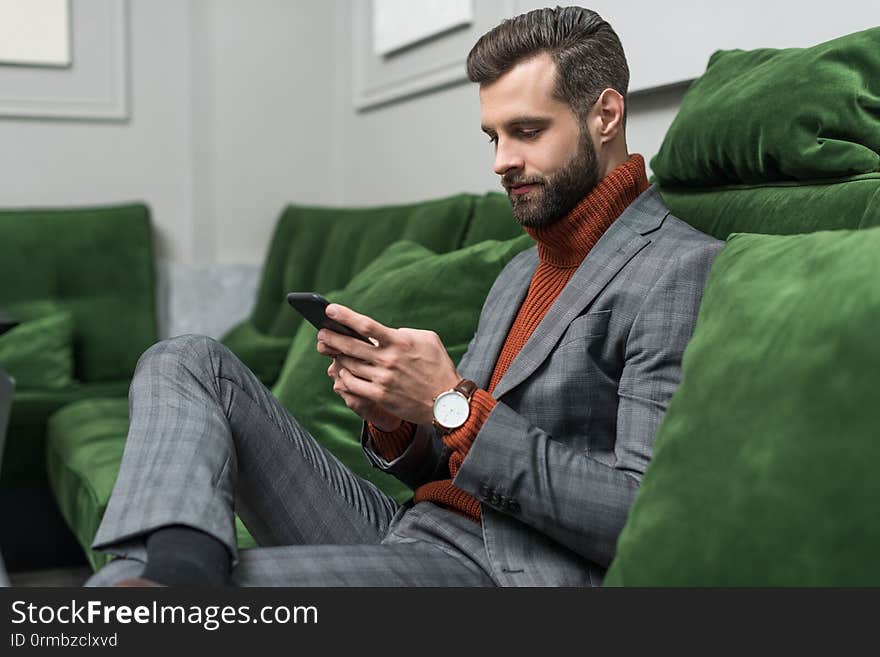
top-left (141, 525), bottom-right (231, 587)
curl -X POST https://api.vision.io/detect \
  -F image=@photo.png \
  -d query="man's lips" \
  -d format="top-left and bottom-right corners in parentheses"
top-left (508, 183), bottom-right (540, 196)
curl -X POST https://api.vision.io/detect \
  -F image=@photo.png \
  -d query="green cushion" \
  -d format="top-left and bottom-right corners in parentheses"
top-left (0, 203), bottom-right (158, 383)
top-left (652, 27), bottom-right (880, 187)
top-left (220, 321), bottom-right (292, 386)
top-left (0, 301), bottom-right (74, 390)
top-left (460, 192), bottom-right (521, 246)
top-left (46, 397), bottom-right (258, 571)
top-left (659, 174), bottom-right (880, 241)
top-left (254, 195), bottom-right (476, 338)
top-left (605, 227), bottom-right (880, 586)
top-left (272, 235), bottom-right (534, 503)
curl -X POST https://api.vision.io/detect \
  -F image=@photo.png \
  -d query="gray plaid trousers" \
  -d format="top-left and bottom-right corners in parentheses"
top-left (86, 335), bottom-right (495, 587)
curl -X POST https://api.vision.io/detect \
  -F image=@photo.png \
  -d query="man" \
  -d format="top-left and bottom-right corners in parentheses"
top-left (87, 6), bottom-right (722, 587)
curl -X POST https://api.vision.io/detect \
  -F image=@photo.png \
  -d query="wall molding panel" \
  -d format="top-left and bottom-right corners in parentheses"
top-left (0, 0), bottom-right (129, 121)
top-left (353, 0), bottom-right (514, 111)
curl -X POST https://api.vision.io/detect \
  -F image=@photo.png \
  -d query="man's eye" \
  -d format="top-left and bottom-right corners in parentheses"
top-left (487, 136), bottom-right (498, 145)
top-left (520, 129), bottom-right (541, 139)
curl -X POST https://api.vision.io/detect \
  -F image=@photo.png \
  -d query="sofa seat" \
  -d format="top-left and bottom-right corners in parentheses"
top-left (3, 381), bottom-right (131, 491)
top-left (0, 380), bottom-right (134, 570)
top-left (46, 397), bottom-right (257, 571)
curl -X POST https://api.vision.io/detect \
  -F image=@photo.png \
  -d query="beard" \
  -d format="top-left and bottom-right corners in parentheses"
top-left (504, 130), bottom-right (600, 229)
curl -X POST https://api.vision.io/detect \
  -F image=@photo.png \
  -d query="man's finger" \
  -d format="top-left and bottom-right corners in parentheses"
top-left (337, 389), bottom-right (355, 409)
top-left (338, 367), bottom-right (381, 401)
top-left (317, 340), bottom-right (341, 356)
top-left (334, 384), bottom-right (374, 413)
top-left (318, 329), bottom-right (376, 362)
top-left (326, 303), bottom-right (394, 344)
top-left (335, 354), bottom-right (382, 383)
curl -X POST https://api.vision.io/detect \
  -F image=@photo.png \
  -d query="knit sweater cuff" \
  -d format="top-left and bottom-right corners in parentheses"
top-left (442, 389), bottom-right (496, 455)
top-left (367, 420), bottom-right (416, 461)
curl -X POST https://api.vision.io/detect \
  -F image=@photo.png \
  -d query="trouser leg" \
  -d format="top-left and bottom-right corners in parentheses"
top-left (229, 503), bottom-right (496, 586)
top-left (90, 334), bottom-right (400, 572)
top-left (86, 503), bottom-right (497, 587)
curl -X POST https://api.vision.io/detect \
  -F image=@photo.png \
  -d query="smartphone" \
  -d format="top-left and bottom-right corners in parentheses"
top-left (286, 292), bottom-right (372, 344)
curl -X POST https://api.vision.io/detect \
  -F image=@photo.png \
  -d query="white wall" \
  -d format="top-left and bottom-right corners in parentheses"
top-left (194, 0), bottom-right (342, 266)
top-left (0, 0), bottom-right (195, 263)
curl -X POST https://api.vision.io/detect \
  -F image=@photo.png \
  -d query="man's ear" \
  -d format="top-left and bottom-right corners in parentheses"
top-left (592, 88), bottom-right (625, 145)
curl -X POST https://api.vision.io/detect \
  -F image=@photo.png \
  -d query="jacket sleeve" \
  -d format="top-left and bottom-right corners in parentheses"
top-left (450, 242), bottom-right (722, 568)
top-left (359, 420), bottom-right (451, 491)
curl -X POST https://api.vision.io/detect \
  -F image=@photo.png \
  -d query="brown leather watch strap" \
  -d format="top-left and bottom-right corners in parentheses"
top-left (453, 378), bottom-right (478, 401)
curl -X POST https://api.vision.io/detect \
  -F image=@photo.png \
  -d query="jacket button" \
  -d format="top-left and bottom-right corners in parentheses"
top-left (490, 493), bottom-right (502, 506)
top-left (479, 484), bottom-right (490, 498)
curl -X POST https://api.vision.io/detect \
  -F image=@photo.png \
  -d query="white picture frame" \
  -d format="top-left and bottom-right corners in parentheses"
top-left (373, 0), bottom-right (473, 56)
top-left (0, 0), bottom-right (72, 67)
top-left (0, 0), bottom-right (128, 120)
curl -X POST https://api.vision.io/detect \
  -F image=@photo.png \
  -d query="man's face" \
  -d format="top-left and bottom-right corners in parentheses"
top-left (480, 53), bottom-right (599, 229)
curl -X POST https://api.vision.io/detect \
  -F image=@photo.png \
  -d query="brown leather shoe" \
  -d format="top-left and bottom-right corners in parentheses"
top-left (114, 577), bottom-right (164, 587)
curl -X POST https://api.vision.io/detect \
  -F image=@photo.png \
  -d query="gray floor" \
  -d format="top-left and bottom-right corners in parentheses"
top-left (8, 565), bottom-right (93, 587)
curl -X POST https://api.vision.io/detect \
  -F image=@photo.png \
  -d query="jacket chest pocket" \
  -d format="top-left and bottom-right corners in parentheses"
top-left (557, 310), bottom-right (611, 349)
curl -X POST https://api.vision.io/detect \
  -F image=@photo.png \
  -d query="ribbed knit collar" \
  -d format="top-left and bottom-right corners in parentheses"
top-left (524, 153), bottom-right (649, 268)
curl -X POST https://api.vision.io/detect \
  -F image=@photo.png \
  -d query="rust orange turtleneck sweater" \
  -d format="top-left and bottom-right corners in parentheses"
top-left (368, 154), bottom-right (649, 522)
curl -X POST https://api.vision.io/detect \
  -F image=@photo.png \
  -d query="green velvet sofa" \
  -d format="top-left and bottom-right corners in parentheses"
top-left (44, 192), bottom-right (528, 570)
top-left (0, 203), bottom-right (158, 570)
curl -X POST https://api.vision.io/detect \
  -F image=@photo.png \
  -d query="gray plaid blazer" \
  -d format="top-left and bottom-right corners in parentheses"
top-left (361, 185), bottom-right (723, 586)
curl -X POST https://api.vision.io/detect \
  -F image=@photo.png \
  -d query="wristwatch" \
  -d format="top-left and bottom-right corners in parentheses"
top-left (432, 378), bottom-right (478, 433)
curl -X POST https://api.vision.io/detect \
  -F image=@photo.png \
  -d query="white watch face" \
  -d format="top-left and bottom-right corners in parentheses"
top-left (433, 391), bottom-right (469, 429)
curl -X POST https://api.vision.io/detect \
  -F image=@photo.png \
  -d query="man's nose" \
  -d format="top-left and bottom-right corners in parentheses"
top-left (493, 139), bottom-right (524, 176)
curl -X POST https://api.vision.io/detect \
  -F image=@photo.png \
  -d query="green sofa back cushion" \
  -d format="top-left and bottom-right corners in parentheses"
top-left (223, 192), bottom-right (520, 385)
top-left (272, 234), bottom-right (534, 502)
top-left (0, 203), bottom-right (158, 382)
top-left (652, 27), bottom-right (880, 187)
top-left (0, 301), bottom-right (73, 389)
top-left (253, 195), bottom-right (477, 339)
top-left (461, 192), bottom-right (520, 246)
top-left (219, 321), bottom-right (293, 386)
top-left (659, 174), bottom-right (880, 241)
top-left (605, 227), bottom-right (880, 586)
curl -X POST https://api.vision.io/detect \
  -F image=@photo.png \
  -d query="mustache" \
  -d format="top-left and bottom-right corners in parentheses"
top-left (502, 176), bottom-right (544, 190)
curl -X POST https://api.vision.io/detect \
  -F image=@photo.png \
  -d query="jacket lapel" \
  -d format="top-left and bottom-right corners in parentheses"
top-left (489, 185), bottom-right (669, 400)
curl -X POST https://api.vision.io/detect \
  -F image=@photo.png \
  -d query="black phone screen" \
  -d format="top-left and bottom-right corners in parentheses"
top-left (286, 293), bottom-right (372, 344)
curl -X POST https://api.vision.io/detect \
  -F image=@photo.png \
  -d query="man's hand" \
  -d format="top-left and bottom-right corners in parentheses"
top-left (316, 303), bottom-right (461, 426)
top-left (326, 357), bottom-right (404, 432)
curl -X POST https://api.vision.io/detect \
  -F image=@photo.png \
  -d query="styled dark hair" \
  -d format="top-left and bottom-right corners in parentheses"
top-left (466, 6), bottom-right (629, 124)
